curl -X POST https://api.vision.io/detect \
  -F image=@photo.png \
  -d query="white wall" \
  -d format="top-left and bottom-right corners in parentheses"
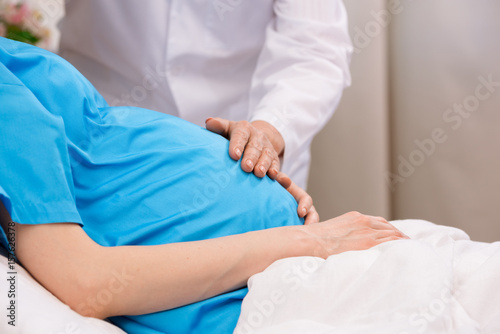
top-left (389, 0), bottom-right (500, 242)
top-left (308, 0), bottom-right (391, 219)
top-left (308, 0), bottom-right (500, 242)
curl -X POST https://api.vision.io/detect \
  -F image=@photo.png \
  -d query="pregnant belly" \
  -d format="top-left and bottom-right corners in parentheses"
top-left (72, 108), bottom-right (303, 247)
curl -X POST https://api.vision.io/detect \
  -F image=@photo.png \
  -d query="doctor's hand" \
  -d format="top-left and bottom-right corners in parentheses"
top-left (205, 118), bottom-right (285, 180)
top-left (275, 172), bottom-right (320, 225)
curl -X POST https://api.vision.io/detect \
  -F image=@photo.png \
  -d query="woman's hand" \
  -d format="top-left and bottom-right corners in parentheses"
top-left (205, 118), bottom-right (284, 179)
top-left (302, 211), bottom-right (410, 258)
top-left (275, 172), bottom-right (319, 225)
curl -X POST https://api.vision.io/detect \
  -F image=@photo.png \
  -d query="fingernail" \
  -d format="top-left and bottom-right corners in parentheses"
top-left (205, 117), bottom-right (213, 123)
top-left (271, 168), bottom-right (278, 175)
top-left (235, 148), bottom-right (242, 157)
top-left (246, 160), bottom-right (254, 169)
top-left (259, 165), bottom-right (266, 174)
top-left (301, 208), bottom-right (307, 216)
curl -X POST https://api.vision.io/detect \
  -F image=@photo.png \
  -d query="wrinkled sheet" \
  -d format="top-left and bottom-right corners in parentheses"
top-left (234, 220), bottom-right (500, 334)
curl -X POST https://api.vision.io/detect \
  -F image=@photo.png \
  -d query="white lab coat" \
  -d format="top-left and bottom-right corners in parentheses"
top-left (59, 0), bottom-right (352, 189)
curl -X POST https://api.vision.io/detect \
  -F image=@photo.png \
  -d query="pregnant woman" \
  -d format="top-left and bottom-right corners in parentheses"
top-left (0, 38), bottom-right (406, 333)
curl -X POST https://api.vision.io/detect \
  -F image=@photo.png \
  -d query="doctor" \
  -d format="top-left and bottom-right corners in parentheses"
top-left (59, 0), bottom-right (352, 189)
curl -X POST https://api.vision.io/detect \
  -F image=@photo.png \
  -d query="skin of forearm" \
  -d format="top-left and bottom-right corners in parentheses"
top-left (94, 225), bottom-right (310, 318)
top-left (13, 221), bottom-right (312, 319)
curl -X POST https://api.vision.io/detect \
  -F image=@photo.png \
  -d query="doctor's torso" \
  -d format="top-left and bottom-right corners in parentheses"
top-left (59, 0), bottom-right (275, 126)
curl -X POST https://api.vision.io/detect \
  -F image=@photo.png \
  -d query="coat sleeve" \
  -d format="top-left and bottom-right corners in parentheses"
top-left (248, 0), bottom-right (353, 185)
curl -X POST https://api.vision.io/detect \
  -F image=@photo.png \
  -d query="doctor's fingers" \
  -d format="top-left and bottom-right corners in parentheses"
top-left (205, 118), bottom-right (248, 161)
top-left (279, 177), bottom-right (316, 221)
top-left (239, 130), bottom-right (280, 177)
top-left (229, 121), bottom-right (257, 163)
top-left (205, 117), bottom-right (280, 177)
top-left (275, 172), bottom-right (318, 224)
top-left (275, 172), bottom-right (292, 189)
top-left (205, 117), bottom-right (243, 160)
top-left (304, 205), bottom-right (320, 225)
top-left (205, 117), bottom-right (230, 136)
top-left (254, 147), bottom-right (280, 179)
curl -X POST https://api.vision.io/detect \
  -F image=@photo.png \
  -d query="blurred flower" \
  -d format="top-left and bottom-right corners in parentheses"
top-left (0, 1), bottom-right (51, 47)
top-left (5, 3), bottom-right (28, 24)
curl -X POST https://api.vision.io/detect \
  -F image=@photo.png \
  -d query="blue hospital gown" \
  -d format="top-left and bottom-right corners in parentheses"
top-left (0, 38), bottom-right (303, 333)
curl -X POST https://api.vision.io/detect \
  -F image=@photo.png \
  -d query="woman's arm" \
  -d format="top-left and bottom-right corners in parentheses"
top-left (13, 212), bottom-right (407, 319)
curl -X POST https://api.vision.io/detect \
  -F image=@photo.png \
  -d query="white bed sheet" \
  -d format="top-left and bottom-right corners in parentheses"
top-left (0, 247), bottom-right (125, 334)
top-left (235, 220), bottom-right (500, 334)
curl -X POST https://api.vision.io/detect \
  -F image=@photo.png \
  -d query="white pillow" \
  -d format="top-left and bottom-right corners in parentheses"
top-left (0, 249), bottom-right (125, 334)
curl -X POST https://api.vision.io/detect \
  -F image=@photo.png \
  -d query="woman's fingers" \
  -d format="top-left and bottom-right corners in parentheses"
top-left (367, 218), bottom-right (395, 230)
top-left (374, 235), bottom-right (407, 246)
top-left (367, 217), bottom-right (410, 239)
top-left (374, 228), bottom-right (408, 240)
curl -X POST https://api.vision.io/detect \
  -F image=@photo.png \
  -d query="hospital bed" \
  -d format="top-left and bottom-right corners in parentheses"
top-left (0, 246), bottom-right (125, 334)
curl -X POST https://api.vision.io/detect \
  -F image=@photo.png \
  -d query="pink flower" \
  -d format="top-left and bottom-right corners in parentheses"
top-left (0, 1), bottom-right (52, 49)
top-left (5, 3), bottom-right (30, 25)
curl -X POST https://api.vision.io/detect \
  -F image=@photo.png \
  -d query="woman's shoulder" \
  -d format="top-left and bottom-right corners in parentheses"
top-left (0, 37), bottom-right (68, 72)
top-left (0, 36), bottom-right (52, 55)
top-left (0, 37), bottom-right (108, 109)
